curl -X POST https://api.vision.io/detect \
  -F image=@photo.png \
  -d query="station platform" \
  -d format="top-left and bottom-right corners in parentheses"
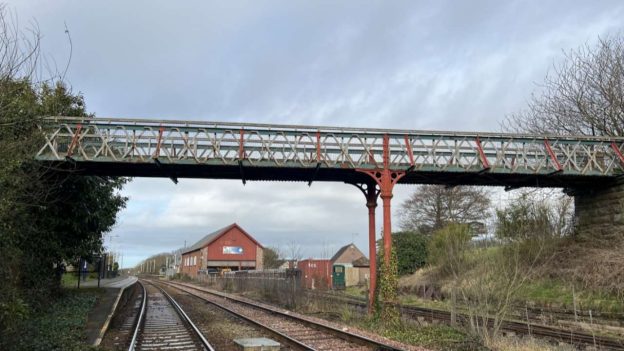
top-left (79, 276), bottom-right (138, 345)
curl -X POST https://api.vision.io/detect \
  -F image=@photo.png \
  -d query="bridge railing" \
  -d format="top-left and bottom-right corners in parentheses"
top-left (36, 117), bottom-right (624, 176)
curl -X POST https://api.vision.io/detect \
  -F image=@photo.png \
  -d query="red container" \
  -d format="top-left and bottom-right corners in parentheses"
top-left (297, 259), bottom-right (332, 290)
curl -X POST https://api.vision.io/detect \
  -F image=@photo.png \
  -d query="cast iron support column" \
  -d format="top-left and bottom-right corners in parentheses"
top-left (355, 134), bottom-right (406, 315)
top-left (350, 181), bottom-right (379, 313)
top-left (366, 195), bottom-right (377, 313)
top-left (357, 134), bottom-right (405, 267)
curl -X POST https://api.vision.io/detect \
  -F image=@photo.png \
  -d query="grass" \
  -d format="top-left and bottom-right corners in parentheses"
top-left (486, 335), bottom-right (577, 351)
top-left (61, 272), bottom-right (78, 288)
top-left (399, 240), bottom-right (624, 316)
top-left (8, 289), bottom-right (100, 351)
top-left (356, 318), bottom-right (485, 351)
top-left (518, 279), bottom-right (624, 314)
top-left (343, 285), bottom-right (367, 299)
top-left (61, 272), bottom-right (102, 288)
top-left (400, 294), bottom-right (451, 310)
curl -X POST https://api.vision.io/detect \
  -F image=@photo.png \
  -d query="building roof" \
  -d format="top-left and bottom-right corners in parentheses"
top-left (181, 223), bottom-right (263, 255)
top-left (352, 256), bottom-right (370, 267)
top-left (330, 243), bottom-right (365, 263)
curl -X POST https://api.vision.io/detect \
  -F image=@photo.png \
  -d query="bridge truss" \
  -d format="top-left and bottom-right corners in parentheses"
top-left (37, 117), bottom-right (624, 188)
top-left (35, 116), bottom-right (624, 313)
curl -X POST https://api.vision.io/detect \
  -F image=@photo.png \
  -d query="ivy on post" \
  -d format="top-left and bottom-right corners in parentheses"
top-left (375, 248), bottom-right (400, 325)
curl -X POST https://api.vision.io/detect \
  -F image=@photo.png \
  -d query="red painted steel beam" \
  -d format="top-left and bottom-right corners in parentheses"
top-left (316, 131), bottom-right (321, 162)
top-left (66, 123), bottom-right (82, 157)
top-left (611, 142), bottom-right (624, 165)
top-left (475, 136), bottom-right (490, 170)
top-left (544, 139), bottom-right (563, 172)
top-left (239, 129), bottom-right (245, 160)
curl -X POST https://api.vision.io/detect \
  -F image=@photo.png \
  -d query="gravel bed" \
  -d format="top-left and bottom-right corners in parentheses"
top-left (100, 284), bottom-right (142, 350)
top-left (161, 284), bottom-right (283, 350)
top-left (166, 281), bottom-right (428, 351)
top-left (137, 282), bottom-right (203, 350)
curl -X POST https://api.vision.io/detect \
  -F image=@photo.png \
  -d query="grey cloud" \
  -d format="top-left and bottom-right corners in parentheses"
top-left (10, 0), bottom-right (624, 266)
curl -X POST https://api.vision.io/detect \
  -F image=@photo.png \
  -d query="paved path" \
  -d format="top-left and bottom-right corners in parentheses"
top-left (104, 276), bottom-right (137, 288)
top-left (80, 275), bottom-right (138, 289)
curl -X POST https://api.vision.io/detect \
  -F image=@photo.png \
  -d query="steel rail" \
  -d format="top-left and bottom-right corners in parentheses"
top-left (152, 280), bottom-right (316, 351)
top-left (153, 282), bottom-right (215, 351)
top-left (42, 116), bottom-right (624, 142)
top-left (305, 290), bottom-right (624, 350)
top-left (159, 280), bottom-right (405, 351)
top-left (129, 280), bottom-right (214, 351)
top-left (127, 281), bottom-right (147, 351)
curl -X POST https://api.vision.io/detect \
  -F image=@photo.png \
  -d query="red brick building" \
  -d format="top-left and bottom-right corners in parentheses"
top-left (181, 223), bottom-right (264, 277)
top-left (297, 259), bottom-right (332, 289)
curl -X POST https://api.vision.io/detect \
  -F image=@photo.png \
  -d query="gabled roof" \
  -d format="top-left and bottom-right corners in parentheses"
top-left (181, 223), bottom-right (263, 255)
top-left (330, 243), bottom-right (365, 263)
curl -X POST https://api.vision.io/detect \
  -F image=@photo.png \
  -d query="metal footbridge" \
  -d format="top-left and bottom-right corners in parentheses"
top-left (35, 116), bottom-right (624, 313)
top-left (37, 116), bottom-right (624, 188)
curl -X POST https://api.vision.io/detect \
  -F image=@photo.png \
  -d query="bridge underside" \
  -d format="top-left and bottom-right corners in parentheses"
top-left (45, 160), bottom-right (614, 190)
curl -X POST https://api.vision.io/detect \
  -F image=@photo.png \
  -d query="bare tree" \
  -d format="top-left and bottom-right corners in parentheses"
top-left (286, 240), bottom-right (302, 264)
top-left (505, 36), bottom-right (624, 136)
top-left (400, 185), bottom-right (491, 234)
top-left (0, 5), bottom-right (40, 83)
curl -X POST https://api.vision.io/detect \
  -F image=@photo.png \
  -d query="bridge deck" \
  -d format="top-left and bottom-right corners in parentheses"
top-left (36, 117), bottom-right (624, 189)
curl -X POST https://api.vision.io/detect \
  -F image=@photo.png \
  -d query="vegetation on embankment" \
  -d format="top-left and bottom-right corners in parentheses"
top-left (391, 189), bottom-right (624, 348)
top-left (398, 239), bottom-right (624, 316)
top-left (356, 318), bottom-right (485, 351)
top-left (5, 289), bottom-right (101, 351)
top-left (0, 6), bottom-right (127, 347)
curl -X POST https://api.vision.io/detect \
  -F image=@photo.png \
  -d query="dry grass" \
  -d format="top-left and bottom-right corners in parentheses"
top-left (546, 239), bottom-right (624, 298)
top-left (399, 267), bottom-right (437, 288)
top-left (400, 238), bottom-right (624, 311)
top-left (487, 335), bottom-right (577, 351)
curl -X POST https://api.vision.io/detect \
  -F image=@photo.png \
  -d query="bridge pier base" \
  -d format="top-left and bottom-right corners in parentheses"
top-left (574, 181), bottom-right (624, 241)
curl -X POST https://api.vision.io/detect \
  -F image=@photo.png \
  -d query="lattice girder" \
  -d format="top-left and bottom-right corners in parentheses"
top-left (36, 117), bottom-right (624, 177)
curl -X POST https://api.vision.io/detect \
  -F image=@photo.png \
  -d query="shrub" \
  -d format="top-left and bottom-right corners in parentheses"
top-left (428, 223), bottom-right (472, 277)
top-left (392, 231), bottom-right (429, 275)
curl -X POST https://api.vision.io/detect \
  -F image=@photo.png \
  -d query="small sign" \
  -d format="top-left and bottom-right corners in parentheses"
top-left (223, 246), bottom-right (243, 254)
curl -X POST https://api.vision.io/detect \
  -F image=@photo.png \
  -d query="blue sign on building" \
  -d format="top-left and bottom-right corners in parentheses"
top-left (223, 246), bottom-right (243, 254)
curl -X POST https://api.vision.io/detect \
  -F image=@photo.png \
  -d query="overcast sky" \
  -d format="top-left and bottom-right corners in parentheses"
top-left (10, 1), bottom-right (624, 267)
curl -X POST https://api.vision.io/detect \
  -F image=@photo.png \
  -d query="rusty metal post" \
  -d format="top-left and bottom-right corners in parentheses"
top-left (354, 134), bottom-right (407, 312)
top-left (378, 134), bottom-right (402, 266)
top-left (348, 181), bottom-right (379, 313)
top-left (365, 184), bottom-right (378, 314)
top-left (381, 190), bottom-right (393, 264)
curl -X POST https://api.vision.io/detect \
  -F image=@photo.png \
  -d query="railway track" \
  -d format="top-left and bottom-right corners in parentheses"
top-left (154, 280), bottom-right (407, 351)
top-left (129, 280), bottom-right (215, 351)
top-left (306, 290), bottom-right (624, 350)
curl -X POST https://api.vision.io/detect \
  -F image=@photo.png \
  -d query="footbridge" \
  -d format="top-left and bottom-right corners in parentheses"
top-left (36, 116), bottom-right (624, 311)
